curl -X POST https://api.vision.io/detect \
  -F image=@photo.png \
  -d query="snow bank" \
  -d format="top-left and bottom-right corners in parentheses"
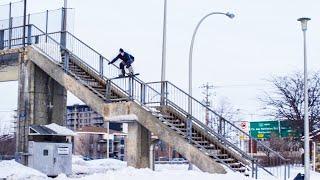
top-left (1, 156), bottom-right (320, 180)
top-left (71, 155), bottom-right (126, 176)
top-left (57, 165), bottom-right (255, 180)
top-left (45, 123), bottom-right (76, 136)
top-left (0, 160), bottom-right (47, 180)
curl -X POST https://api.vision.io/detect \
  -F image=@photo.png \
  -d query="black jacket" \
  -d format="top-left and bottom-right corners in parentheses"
top-left (110, 52), bottom-right (134, 64)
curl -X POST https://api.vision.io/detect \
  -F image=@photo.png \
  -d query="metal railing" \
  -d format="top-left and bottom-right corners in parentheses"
top-left (0, 24), bottom-right (290, 179)
top-left (146, 81), bottom-right (290, 179)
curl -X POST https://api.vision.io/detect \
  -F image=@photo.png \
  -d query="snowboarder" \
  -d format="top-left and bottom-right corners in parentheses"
top-left (108, 48), bottom-right (135, 77)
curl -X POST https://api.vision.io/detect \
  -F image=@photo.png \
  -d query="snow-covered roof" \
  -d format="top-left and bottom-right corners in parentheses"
top-left (29, 123), bottom-right (75, 136)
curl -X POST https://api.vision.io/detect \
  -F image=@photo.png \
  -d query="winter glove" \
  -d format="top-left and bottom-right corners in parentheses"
top-left (108, 62), bottom-right (111, 65)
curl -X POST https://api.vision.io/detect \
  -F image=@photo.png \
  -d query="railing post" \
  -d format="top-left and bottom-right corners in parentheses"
top-left (140, 83), bottom-right (146, 105)
top-left (0, 30), bottom-right (4, 50)
top-left (105, 80), bottom-right (111, 99)
top-left (45, 10), bottom-right (49, 43)
top-left (8, 2), bottom-right (12, 49)
top-left (60, 8), bottom-right (67, 48)
top-left (27, 25), bottom-right (32, 45)
top-left (255, 161), bottom-right (258, 179)
top-left (160, 81), bottom-right (167, 106)
top-left (251, 160), bottom-right (255, 178)
top-left (27, 13), bottom-right (30, 25)
top-left (287, 162), bottom-right (290, 179)
top-left (164, 81), bottom-right (168, 105)
top-left (34, 35), bottom-right (39, 44)
top-left (284, 162), bottom-right (287, 180)
top-left (99, 55), bottom-right (104, 77)
top-left (63, 51), bottom-right (69, 72)
top-left (128, 77), bottom-right (133, 100)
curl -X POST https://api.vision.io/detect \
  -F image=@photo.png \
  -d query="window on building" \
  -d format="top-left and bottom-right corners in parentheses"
top-left (43, 149), bottom-right (49, 156)
top-left (120, 138), bottom-right (125, 145)
top-left (120, 148), bottom-right (125, 154)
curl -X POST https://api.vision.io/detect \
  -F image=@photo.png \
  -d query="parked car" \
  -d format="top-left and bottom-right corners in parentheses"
top-left (171, 158), bottom-right (188, 164)
top-left (83, 156), bottom-right (93, 161)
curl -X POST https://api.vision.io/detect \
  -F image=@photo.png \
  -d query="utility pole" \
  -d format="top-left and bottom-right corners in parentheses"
top-left (200, 83), bottom-right (214, 126)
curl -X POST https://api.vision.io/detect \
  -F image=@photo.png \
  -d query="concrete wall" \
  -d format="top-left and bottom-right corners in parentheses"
top-left (18, 57), bottom-right (66, 126)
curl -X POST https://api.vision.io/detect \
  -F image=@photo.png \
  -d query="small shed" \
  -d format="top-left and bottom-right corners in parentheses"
top-left (28, 123), bottom-right (75, 177)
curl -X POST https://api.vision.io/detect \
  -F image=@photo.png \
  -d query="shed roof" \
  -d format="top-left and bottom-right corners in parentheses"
top-left (29, 123), bottom-right (75, 136)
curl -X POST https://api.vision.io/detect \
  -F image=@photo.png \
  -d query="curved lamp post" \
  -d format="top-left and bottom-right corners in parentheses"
top-left (187, 12), bottom-right (234, 170)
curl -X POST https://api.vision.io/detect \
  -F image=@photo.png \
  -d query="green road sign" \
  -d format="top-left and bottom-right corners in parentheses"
top-left (250, 121), bottom-right (279, 139)
top-left (250, 120), bottom-right (299, 139)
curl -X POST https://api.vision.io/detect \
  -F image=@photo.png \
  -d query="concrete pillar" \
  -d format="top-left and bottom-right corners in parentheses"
top-left (25, 62), bottom-right (67, 125)
top-left (16, 55), bottom-right (67, 164)
top-left (127, 122), bottom-right (150, 168)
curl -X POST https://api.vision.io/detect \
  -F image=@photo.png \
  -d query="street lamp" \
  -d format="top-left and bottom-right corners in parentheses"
top-left (187, 11), bottom-right (234, 170)
top-left (160, 0), bottom-right (167, 106)
top-left (297, 17), bottom-right (311, 180)
top-left (161, 0), bottom-right (167, 82)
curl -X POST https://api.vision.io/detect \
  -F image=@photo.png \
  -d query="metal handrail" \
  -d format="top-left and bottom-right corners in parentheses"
top-left (151, 81), bottom-right (288, 161)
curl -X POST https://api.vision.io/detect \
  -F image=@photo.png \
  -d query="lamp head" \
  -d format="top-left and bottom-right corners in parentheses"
top-left (297, 17), bottom-right (311, 31)
top-left (226, 12), bottom-right (235, 19)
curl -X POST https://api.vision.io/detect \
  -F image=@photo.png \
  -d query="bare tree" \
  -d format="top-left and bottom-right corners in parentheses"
top-left (260, 72), bottom-right (320, 136)
top-left (0, 135), bottom-right (15, 159)
top-left (74, 134), bottom-right (91, 157)
top-left (210, 98), bottom-right (240, 140)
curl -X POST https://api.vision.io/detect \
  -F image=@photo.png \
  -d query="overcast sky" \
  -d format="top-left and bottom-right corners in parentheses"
top-left (0, 0), bottom-right (320, 121)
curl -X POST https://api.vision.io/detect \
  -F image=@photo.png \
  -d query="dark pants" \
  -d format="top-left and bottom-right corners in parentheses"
top-left (120, 61), bottom-right (133, 76)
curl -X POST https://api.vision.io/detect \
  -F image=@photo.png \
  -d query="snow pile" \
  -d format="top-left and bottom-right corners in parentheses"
top-left (71, 156), bottom-right (126, 176)
top-left (45, 123), bottom-right (76, 136)
top-left (0, 160), bottom-right (48, 180)
top-left (1, 156), bottom-right (320, 180)
top-left (288, 166), bottom-right (320, 180)
top-left (56, 164), bottom-right (255, 180)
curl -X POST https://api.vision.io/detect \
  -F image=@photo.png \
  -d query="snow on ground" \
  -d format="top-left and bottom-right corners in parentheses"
top-left (1, 156), bottom-right (320, 180)
top-left (0, 160), bottom-right (47, 180)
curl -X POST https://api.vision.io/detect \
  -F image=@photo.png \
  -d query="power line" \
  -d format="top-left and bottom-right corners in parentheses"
top-left (213, 83), bottom-right (270, 88)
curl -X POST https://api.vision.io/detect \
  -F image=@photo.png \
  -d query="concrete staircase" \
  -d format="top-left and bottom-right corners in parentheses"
top-left (0, 24), bottom-right (290, 179)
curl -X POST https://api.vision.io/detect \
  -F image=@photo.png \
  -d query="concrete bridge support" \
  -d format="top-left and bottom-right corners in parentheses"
top-left (16, 53), bottom-right (66, 164)
top-left (127, 122), bottom-right (151, 169)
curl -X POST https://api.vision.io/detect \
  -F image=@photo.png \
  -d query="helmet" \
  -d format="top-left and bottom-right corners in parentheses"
top-left (119, 48), bottom-right (124, 53)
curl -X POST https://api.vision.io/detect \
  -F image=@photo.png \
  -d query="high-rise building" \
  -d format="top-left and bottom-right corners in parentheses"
top-left (66, 104), bottom-right (122, 131)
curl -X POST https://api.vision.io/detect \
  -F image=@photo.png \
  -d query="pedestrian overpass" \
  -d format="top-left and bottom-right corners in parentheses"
top-left (0, 8), bottom-right (290, 180)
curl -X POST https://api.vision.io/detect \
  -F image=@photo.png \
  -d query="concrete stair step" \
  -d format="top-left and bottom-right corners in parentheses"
top-left (154, 114), bottom-right (175, 119)
top-left (233, 167), bottom-right (246, 172)
top-left (221, 158), bottom-right (235, 162)
top-left (228, 162), bottom-right (242, 168)
top-left (215, 154), bottom-right (229, 158)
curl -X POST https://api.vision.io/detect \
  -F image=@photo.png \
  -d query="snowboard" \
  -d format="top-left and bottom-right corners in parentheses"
top-left (110, 73), bottom-right (140, 80)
